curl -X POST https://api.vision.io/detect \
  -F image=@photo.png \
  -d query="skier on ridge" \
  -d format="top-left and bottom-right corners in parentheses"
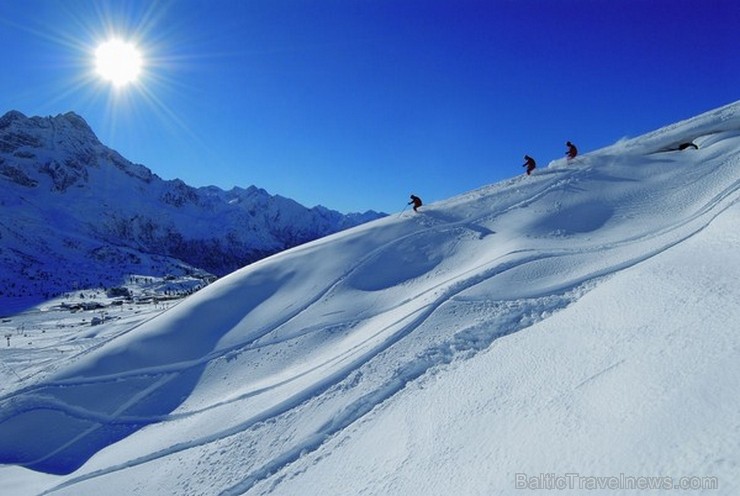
top-left (522, 155), bottom-right (536, 176)
top-left (408, 194), bottom-right (422, 212)
top-left (566, 141), bottom-right (578, 160)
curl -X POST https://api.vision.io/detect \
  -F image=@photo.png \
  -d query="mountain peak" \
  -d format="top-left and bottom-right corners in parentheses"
top-left (57, 111), bottom-right (94, 134)
top-left (0, 109), bottom-right (28, 129)
top-left (0, 111), bottom-right (386, 311)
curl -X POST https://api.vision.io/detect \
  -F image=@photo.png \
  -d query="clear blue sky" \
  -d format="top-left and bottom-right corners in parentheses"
top-left (1, 0), bottom-right (738, 213)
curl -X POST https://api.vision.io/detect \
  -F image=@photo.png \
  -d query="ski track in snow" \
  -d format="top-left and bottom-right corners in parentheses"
top-left (221, 156), bottom-right (740, 494)
top-left (51, 163), bottom-right (740, 491)
top-left (1, 102), bottom-right (739, 495)
top-left (16, 175), bottom-right (740, 486)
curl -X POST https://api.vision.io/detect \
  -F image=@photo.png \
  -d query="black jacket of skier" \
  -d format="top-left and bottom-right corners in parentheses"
top-left (408, 195), bottom-right (422, 212)
top-left (522, 155), bottom-right (536, 176)
top-left (566, 141), bottom-right (578, 159)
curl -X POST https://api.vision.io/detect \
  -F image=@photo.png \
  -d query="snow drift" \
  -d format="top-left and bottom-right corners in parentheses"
top-left (1, 101), bottom-right (739, 495)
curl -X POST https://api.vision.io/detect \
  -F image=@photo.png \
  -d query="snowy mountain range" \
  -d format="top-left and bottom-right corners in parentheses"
top-left (0, 110), bottom-right (384, 314)
top-left (0, 101), bottom-right (739, 495)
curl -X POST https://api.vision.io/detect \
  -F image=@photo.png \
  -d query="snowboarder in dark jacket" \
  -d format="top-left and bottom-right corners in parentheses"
top-left (522, 155), bottom-right (536, 175)
top-left (566, 141), bottom-right (578, 160)
top-left (408, 194), bottom-right (422, 212)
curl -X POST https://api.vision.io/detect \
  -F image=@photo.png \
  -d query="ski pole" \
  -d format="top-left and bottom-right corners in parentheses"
top-left (398, 203), bottom-right (409, 217)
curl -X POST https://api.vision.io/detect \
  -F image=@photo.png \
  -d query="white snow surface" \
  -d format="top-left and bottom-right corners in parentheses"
top-left (1, 101), bottom-right (739, 495)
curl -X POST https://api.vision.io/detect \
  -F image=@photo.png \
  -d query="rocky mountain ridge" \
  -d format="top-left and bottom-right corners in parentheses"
top-left (0, 110), bottom-right (384, 313)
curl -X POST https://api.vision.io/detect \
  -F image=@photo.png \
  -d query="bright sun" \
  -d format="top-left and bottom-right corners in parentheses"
top-left (95, 39), bottom-right (142, 87)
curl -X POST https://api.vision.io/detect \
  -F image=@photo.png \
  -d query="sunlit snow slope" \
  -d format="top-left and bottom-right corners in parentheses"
top-left (1, 101), bottom-right (739, 495)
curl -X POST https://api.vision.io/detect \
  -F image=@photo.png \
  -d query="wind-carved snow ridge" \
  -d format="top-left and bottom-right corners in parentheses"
top-left (1, 101), bottom-right (739, 496)
top-left (221, 161), bottom-right (740, 494)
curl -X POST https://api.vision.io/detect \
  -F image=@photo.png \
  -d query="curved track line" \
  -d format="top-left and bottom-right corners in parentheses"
top-left (25, 156), bottom-right (740, 490)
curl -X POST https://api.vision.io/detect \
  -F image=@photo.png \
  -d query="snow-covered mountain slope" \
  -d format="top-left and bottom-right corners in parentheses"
top-left (0, 110), bottom-right (384, 314)
top-left (0, 101), bottom-right (738, 495)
